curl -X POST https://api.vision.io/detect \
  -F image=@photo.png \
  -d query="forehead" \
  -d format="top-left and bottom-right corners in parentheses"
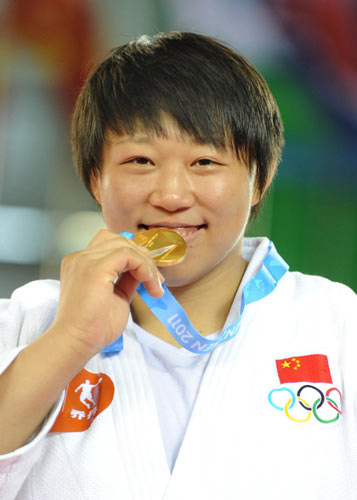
top-left (104, 118), bottom-right (233, 153)
top-left (106, 110), bottom-right (233, 145)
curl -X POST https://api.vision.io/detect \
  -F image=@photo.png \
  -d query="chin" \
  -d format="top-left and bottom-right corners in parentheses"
top-left (159, 260), bottom-right (210, 289)
top-left (160, 271), bottom-right (196, 289)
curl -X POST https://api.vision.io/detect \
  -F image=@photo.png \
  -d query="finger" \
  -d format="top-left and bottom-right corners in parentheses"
top-left (86, 228), bottom-right (118, 248)
top-left (95, 247), bottom-right (163, 291)
top-left (87, 228), bottom-right (143, 250)
top-left (115, 272), bottom-right (164, 301)
top-left (86, 239), bottom-right (149, 258)
top-left (86, 229), bottom-right (150, 256)
top-left (62, 245), bottom-right (163, 297)
top-left (82, 243), bottom-right (156, 277)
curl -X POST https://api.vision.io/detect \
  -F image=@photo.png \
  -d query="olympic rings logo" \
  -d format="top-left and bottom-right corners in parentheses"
top-left (268, 385), bottom-right (342, 423)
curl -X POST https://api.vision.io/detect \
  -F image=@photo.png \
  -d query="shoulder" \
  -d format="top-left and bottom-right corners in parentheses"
top-left (0, 280), bottom-right (60, 346)
top-left (281, 270), bottom-right (356, 319)
top-left (246, 237), bottom-right (356, 311)
top-left (9, 279), bottom-right (60, 307)
top-left (285, 271), bottom-right (355, 300)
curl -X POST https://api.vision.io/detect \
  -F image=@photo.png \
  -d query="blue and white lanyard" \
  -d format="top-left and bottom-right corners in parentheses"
top-left (102, 237), bottom-right (289, 355)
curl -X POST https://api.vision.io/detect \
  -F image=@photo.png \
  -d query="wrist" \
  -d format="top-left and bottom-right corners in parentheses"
top-left (43, 323), bottom-right (100, 366)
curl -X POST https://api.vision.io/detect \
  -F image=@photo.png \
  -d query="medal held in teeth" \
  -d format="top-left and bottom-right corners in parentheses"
top-left (133, 228), bottom-right (186, 266)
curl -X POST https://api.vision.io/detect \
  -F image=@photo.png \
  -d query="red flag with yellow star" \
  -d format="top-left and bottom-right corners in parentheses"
top-left (275, 354), bottom-right (332, 384)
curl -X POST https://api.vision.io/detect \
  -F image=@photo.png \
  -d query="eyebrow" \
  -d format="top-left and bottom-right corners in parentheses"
top-left (114, 135), bottom-right (153, 145)
top-left (107, 134), bottom-right (227, 154)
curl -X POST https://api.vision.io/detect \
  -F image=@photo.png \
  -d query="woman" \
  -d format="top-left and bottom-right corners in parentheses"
top-left (0, 32), bottom-right (356, 500)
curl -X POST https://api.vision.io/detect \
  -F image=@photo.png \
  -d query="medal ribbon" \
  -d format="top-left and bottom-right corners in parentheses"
top-left (102, 236), bottom-right (289, 355)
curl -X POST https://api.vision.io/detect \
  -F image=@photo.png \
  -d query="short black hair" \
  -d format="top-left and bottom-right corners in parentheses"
top-left (71, 31), bottom-right (284, 216)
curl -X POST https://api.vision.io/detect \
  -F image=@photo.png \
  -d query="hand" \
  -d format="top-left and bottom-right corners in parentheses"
top-left (51, 229), bottom-right (164, 355)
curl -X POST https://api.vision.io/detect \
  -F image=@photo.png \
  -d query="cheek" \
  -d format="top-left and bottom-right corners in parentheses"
top-left (101, 176), bottom-right (142, 213)
top-left (202, 176), bottom-right (252, 217)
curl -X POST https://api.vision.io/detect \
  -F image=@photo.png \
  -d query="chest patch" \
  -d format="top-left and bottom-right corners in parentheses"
top-left (268, 354), bottom-right (342, 424)
top-left (275, 354), bottom-right (332, 384)
top-left (50, 368), bottom-right (115, 433)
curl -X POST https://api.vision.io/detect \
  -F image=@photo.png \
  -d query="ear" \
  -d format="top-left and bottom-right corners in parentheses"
top-left (90, 172), bottom-right (102, 205)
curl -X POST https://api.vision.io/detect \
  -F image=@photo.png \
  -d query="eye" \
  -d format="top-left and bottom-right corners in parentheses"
top-left (193, 158), bottom-right (221, 167)
top-left (128, 157), bottom-right (153, 165)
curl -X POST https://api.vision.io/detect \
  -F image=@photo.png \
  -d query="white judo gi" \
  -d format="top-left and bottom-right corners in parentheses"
top-left (0, 237), bottom-right (356, 500)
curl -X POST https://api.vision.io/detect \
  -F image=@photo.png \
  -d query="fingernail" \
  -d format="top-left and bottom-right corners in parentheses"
top-left (158, 271), bottom-right (165, 283)
top-left (157, 274), bottom-right (164, 293)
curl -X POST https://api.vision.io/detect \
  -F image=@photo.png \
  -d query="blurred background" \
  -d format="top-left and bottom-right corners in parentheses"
top-left (0, 0), bottom-right (356, 297)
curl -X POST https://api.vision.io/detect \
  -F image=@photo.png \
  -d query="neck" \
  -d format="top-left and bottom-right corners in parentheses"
top-left (131, 250), bottom-right (248, 347)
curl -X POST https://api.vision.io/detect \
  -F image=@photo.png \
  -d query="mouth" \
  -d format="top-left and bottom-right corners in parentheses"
top-left (138, 223), bottom-right (207, 242)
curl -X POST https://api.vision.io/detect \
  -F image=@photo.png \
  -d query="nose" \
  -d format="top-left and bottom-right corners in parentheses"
top-left (148, 164), bottom-right (195, 212)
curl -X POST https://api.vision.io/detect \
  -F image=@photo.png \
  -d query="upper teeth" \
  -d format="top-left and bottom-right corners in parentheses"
top-left (149, 226), bottom-right (199, 237)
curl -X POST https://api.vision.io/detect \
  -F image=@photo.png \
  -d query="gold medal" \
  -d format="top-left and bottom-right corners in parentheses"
top-left (133, 228), bottom-right (186, 266)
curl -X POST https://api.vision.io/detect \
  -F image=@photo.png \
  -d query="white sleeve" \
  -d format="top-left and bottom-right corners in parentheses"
top-left (0, 390), bottom-right (64, 500)
top-left (0, 280), bottom-right (60, 350)
top-left (0, 281), bottom-right (64, 499)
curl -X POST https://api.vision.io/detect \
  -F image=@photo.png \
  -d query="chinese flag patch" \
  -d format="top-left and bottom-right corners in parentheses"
top-left (50, 368), bottom-right (115, 433)
top-left (275, 354), bottom-right (332, 384)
